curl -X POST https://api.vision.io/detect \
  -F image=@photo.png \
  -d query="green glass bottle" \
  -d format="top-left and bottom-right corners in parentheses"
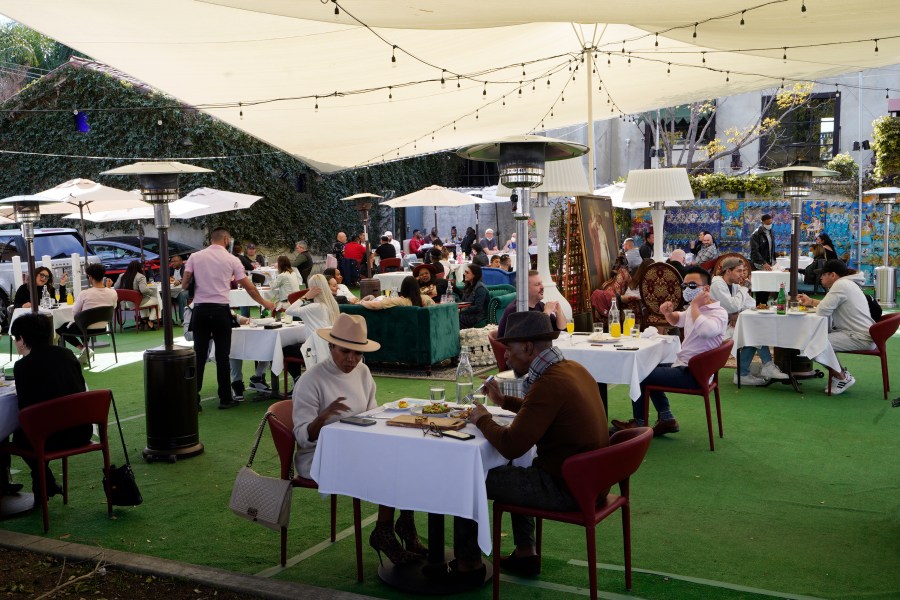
top-left (776, 283), bottom-right (787, 315)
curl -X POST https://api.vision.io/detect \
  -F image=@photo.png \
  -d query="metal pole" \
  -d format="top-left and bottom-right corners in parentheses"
top-left (22, 225), bottom-right (39, 313)
top-left (790, 197), bottom-right (801, 300)
top-left (154, 204), bottom-right (174, 350)
top-left (857, 71), bottom-right (863, 271)
top-left (515, 188), bottom-right (531, 312)
top-left (585, 47), bottom-right (596, 189)
top-left (79, 205), bottom-right (90, 264)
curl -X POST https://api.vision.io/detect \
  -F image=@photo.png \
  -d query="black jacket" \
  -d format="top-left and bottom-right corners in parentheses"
top-left (749, 226), bottom-right (775, 269)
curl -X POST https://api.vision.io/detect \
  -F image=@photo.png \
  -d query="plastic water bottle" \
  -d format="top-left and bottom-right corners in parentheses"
top-left (456, 351), bottom-right (474, 404)
top-left (41, 286), bottom-right (50, 308)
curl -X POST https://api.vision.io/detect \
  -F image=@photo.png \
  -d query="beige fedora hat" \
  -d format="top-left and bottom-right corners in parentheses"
top-left (317, 313), bottom-right (381, 352)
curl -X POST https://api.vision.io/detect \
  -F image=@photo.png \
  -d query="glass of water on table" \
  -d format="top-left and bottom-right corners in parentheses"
top-left (429, 385), bottom-right (445, 403)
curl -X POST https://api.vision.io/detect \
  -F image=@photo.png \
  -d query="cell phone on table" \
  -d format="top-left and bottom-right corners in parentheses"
top-left (340, 416), bottom-right (377, 427)
top-left (616, 347), bottom-right (639, 351)
top-left (441, 430), bottom-right (475, 441)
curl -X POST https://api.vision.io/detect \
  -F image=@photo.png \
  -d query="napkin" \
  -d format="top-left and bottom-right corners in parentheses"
top-left (640, 326), bottom-right (659, 339)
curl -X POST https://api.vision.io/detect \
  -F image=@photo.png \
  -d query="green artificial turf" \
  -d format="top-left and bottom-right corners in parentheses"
top-left (1, 320), bottom-right (898, 600)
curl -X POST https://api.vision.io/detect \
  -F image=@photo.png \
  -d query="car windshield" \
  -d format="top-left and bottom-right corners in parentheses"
top-left (33, 233), bottom-right (92, 260)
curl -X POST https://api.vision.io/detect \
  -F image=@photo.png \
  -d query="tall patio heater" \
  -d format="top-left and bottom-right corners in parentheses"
top-left (0, 196), bottom-right (66, 313)
top-left (458, 135), bottom-right (589, 312)
top-left (340, 192), bottom-right (382, 280)
top-left (102, 161), bottom-right (212, 463)
top-left (863, 187), bottom-right (898, 308)
top-left (758, 166), bottom-right (839, 299)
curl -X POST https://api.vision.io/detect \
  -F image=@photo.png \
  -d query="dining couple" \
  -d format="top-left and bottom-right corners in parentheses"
top-left (292, 309), bottom-right (609, 585)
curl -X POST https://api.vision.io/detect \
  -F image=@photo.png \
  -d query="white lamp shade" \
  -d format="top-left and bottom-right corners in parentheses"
top-left (495, 158), bottom-right (591, 197)
top-left (621, 168), bottom-right (694, 205)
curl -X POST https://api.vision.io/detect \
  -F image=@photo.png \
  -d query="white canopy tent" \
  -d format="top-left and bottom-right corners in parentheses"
top-left (0, 1), bottom-right (897, 172)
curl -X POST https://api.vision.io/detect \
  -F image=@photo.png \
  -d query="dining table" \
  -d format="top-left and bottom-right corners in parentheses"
top-left (750, 270), bottom-right (791, 293)
top-left (373, 272), bottom-right (409, 295)
top-left (731, 309), bottom-right (840, 392)
top-left (228, 287), bottom-right (276, 308)
top-left (310, 402), bottom-right (535, 594)
top-left (11, 305), bottom-right (75, 331)
top-left (0, 383), bottom-right (33, 518)
top-left (554, 332), bottom-right (681, 410)
top-left (776, 256), bottom-right (814, 271)
top-left (228, 322), bottom-right (308, 397)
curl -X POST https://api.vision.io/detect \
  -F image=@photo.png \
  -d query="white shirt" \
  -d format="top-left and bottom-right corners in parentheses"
top-left (389, 239), bottom-right (402, 255)
top-left (816, 276), bottom-right (874, 341)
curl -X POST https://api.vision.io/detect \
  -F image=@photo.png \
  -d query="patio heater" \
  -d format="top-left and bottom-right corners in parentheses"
top-left (458, 135), bottom-right (588, 312)
top-left (759, 166), bottom-right (838, 299)
top-left (0, 196), bottom-right (65, 313)
top-left (102, 161), bottom-right (212, 463)
top-left (621, 169), bottom-right (694, 262)
top-left (863, 187), bottom-right (898, 308)
top-left (340, 193), bottom-right (382, 280)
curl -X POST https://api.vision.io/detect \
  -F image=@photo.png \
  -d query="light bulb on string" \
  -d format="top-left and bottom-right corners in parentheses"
top-left (740, 11), bottom-right (745, 28)
top-left (388, 86), bottom-right (393, 100)
top-left (522, 64), bottom-right (526, 77)
top-left (654, 33), bottom-right (659, 47)
top-left (887, 89), bottom-right (890, 99)
top-left (783, 48), bottom-right (787, 63)
top-left (332, 0), bottom-right (339, 16)
top-left (457, 76), bottom-right (461, 89)
top-left (518, 82), bottom-right (523, 96)
top-left (726, 71), bottom-right (730, 83)
top-left (391, 45), bottom-right (397, 67)
top-left (628, 53), bottom-right (631, 65)
top-left (693, 23), bottom-right (698, 39)
top-left (702, 52), bottom-right (706, 64)
top-left (441, 70), bottom-right (446, 88)
top-left (621, 41), bottom-right (626, 53)
top-left (314, 97), bottom-right (318, 112)
top-left (667, 63), bottom-right (671, 75)
top-left (482, 82), bottom-right (487, 98)
top-left (835, 85), bottom-right (841, 97)
top-left (874, 39), bottom-right (879, 53)
top-left (608, 54), bottom-right (611, 66)
top-left (238, 102), bottom-right (243, 119)
top-left (801, 1), bottom-right (807, 15)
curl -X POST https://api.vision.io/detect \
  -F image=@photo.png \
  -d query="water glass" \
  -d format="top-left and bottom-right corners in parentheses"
top-left (788, 301), bottom-right (800, 314)
top-left (429, 386), bottom-right (445, 403)
top-left (472, 393), bottom-right (486, 406)
top-left (630, 327), bottom-right (640, 338)
top-left (593, 323), bottom-right (603, 335)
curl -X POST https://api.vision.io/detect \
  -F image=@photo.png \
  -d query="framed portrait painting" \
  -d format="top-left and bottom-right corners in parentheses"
top-left (577, 195), bottom-right (618, 292)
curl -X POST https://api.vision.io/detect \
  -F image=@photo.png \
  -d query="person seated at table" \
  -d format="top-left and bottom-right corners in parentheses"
top-left (803, 244), bottom-right (827, 293)
top-left (666, 249), bottom-right (688, 277)
top-left (113, 260), bottom-right (161, 331)
top-left (693, 233), bottom-right (719, 265)
top-left (499, 254), bottom-right (513, 272)
top-left (612, 266), bottom-right (727, 435)
top-left (489, 255), bottom-right (501, 268)
top-left (270, 255), bottom-right (302, 310)
top-left (797, 259), bottom-right (875, 395)
top-left (372, 235), bottom-right (397, 270)
top-left (710, 257), bottom-right (788, 386)
top-left (57, 264), bottom-right (118, 365)
top-left (815, 233), bottom-right (838, 261)
top-left (460, 226), bottom-right (477, 256)
top-left (286, 274), bottom-right (339, 369)
top-left (361, 275), bottom-right (434, 309)
top-left (412, 264), bottom-right (447, 302)
top-left (232, 242), bottom-right (255, 273)
top-left (639, 230), bottom-right (654, 259)
top-left (2, 312), bottom-right (88, 500)
top-left (497, 270), bottom-right (565, 337)
top-left (437, 247), bottom-right (452, 277)
top-left (621, 237), bottom-right (642, 271)
top-left (470, 242), bottom-right (488, 267)
top-left (244, 243), bottom-right (262, 269)
top-left (343, 232), bottom-right (368, 264)
top-left (502, 233), bottom-right (518, 252)
top-left (384, 231), bottom-right (402, 256)
top-left (456, 264), bottom-right (489, 329)
top-left (291, 240), bottom-right (314, 285)
top-left (690, 230), bottom-right (712, 256)
top-left (480, 228), bottom-right (499, 255)
top-left (408, 228), bottom-right (425, 256)
top-left (425, 312), bottom-right (609, 584)
top-left (321, 268), bottom-right (359, 304)
top-left (447, 225), bottom-right (461, 245)
top-left (293, 313), bottom-right (425, 566)
top-left (13, 266), bottom-right (68, 309)
top-left (170, 255), bottom-right (191, 323)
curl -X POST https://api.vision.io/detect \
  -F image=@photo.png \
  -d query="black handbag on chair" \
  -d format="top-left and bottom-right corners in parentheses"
top-left (103, 391), bottom-right (143, 506)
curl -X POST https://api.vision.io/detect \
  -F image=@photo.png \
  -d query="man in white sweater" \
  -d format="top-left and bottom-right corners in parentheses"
top-left (710, 257), bottom-right (788, 385)
top-left (798, 259), bottom-right (875, 395)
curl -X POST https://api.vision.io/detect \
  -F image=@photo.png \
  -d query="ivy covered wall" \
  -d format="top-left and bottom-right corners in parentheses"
top-left (0, 63), bottom-right (466, 253)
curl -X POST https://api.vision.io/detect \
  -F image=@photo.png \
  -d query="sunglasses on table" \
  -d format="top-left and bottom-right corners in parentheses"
top-left (680, 282), bottom-right (704, 290)
top-left (422, 422), bottom-right (444, 438)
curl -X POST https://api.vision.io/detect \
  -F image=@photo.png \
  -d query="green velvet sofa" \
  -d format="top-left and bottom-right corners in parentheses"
top-left (339, 302), bottom-right (460, 372)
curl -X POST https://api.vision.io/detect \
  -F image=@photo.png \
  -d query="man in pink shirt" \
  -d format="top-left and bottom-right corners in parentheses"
top-left (182, 227), bottom-right (276, 410)
top-left (612, 266), bottom-right (727, 436)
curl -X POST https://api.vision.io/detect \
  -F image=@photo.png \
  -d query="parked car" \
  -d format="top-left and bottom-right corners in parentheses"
top-left (88, 236), bottom-right (198, 281)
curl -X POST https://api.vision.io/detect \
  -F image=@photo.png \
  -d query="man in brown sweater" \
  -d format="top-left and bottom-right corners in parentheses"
top-left (424, 311), bottom-right (609, 585)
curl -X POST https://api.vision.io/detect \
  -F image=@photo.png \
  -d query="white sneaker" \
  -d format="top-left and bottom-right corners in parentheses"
top-left (749, 362), bottom-right (762, 376)
top-left (829, 373), bottom-right (856, 395)
top-left (760, 362), bottom-right (789, 380)
top-left (734, 373), bottom-right (768, 386)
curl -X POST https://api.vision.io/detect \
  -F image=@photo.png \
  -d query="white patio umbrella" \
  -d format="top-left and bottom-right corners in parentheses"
top-left (383, 185), bottom-right (477, 233)
top-left (173, 187), bottom-right (263, 219)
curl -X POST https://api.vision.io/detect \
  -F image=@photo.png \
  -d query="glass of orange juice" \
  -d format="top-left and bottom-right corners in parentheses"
top-left (623, 310), bottom-right (635, 336)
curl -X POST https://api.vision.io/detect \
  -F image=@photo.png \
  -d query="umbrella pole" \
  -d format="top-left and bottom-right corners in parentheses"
top-left (79, 205), bottom-right (90, 265)
top-left (433, 206), bottom-right (437, 236)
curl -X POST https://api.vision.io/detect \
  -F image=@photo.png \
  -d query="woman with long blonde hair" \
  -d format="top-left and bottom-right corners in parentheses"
top-left (286, 273), bottom-right (340, 367)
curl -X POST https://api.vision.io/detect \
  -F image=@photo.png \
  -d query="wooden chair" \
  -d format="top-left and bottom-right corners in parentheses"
top-left (491, 428), bottom-right (653, 600)
top-left (638, 262), bottom-right (683, 334)
top-left (379, 257), bottom-right (402, 273)
top-left (831, 313), bottom-right (900, 399)
top-left (0, 390), bottom-right (113, 532)
top-left (266, 401), bottom-right (363, 579)
top-left (59, 305), bottom-right (118, 366)
top-left (711, 252), bottom-right (753, 278)
top-left (643, 340), bottom-right (733, 451)
top-left (114, 288), bottom-right (159, 332)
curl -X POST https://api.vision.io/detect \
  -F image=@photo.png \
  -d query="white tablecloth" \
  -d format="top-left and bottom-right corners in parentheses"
top-left (311, 404), bottom-right (534, 555)
top-left (228, 324), bottom-right (308, 375)
top-left (750, 270), bottom-right (791, 293)
top-left (250, 267), bottom-right (278, 285)
top-left (0, 384), bottom-right (19, 439)
top-left (228, 287), bottom-right (275, 308)
top-left (731, 311), bottom-right (840, 372)
top-left (555, 335), bottom-right (681, 401)
top-left (11, 305), bottom-right (75, 330)
top-left (373, 272), bottom-right (409, 295)
top-left (776, 256), bottom-right (814, 270)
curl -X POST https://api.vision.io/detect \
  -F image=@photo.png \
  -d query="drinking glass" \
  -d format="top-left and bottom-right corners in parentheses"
top-left (593, 323), bottom-right (603, 335)
top-left (429, 386), bottom-right (445, 403)
top-left (472, 394), bottom-right (486, 406)
top-left (630, 327), bottom-right (640, 338)
top-left (565, 320), bottom-right (575, 340)
top-left (788, 301), bottom-right (800, 314)
top-left (623, 310), bottom-right (635, 336)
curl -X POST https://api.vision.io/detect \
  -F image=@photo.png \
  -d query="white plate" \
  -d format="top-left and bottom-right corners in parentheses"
top-left (382, 399), bottom-right (428, 411)
top-left (251, 317), bottom-right (275, 325)
top-left (753, 309), bottom-right (776, 314)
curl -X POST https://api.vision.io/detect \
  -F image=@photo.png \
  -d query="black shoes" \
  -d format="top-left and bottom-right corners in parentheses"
top-left (369, 523), bottom-right (419, 566)
top-left (394, 511), bottom-right (428, 558)
top-left (500, 552), bottom-right (541, 577)
top-left (1, 482), bottom-right (24, 495)
top-left (32, 480), bottom-right (63, 500)
top-left (218, 399), bottom-right (240, 410)
top-left (422, 559), bottom-right (487, 585)
top-left (231, 381), bottom-right (245, 401)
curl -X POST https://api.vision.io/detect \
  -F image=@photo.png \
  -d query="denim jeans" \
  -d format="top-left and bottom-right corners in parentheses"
top-left (633, 363), bottom-right (698, 424)
top-left (739, 345), bottom-right (772, 375)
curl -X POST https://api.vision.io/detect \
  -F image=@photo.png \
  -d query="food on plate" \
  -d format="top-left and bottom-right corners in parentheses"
top-left (422, 402), bottom-right (452, 414)
top-left (398, 400), bottom-right (408, 409)
top-left (756, 304), bottom-right (768, 310)
top-left (452, 407), bottom-right (473, 419)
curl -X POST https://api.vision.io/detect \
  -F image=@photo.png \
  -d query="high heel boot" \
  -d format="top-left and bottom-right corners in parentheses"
top-left (369, 521), bottom-right (418, 566)
top-left (394, 510), bottom-right (428, 558)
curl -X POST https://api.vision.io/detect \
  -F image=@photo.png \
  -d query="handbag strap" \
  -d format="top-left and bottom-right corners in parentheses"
top-left (109, 390), bottom-right (131, 466)
top-left (246, 412), bottom-right (271, 468)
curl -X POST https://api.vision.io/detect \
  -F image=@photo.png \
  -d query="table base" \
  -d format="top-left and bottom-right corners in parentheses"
top-left (377, 549), bottom-right (492, 594)
top-left (142, 442), bottom-right (204, 463)
top-left (0, 492), bottom-right (34, 518)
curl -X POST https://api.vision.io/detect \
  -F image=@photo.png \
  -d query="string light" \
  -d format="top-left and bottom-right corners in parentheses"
top-left (874, 39), bottom-right (879, 53)
top-left (801, 1), bottom-right (807, 15)
top-left (457, 76), bottom-right (461, 89)
top-left (238, 102), bottom-right (243, 118)
top-left (391, 45), bottom-right (397, 66)
top-left (667, 63), bottom-right (671, 75)
top-left (388, 86), bottom-right (392, 100)
top-left (835, 84), bottom-right (841, 97)
top-left (522, 64), bottom-right (526, 77)
top-left (655, 33), bottom-right (659, 47)
top-left (313, 97), bottom-right (318, 112)
top-left (693, 23), bottom-right (698, 39)
top-left (440, 70), bottom-right (446, 88)
top-left (332, 0), bottom-right (339, 16)
top-left (783, 47), bottom-right (787, 62)
top-left (726, 71), bottom-right (730, 83)
top-left (628, 53), bottom-right (632, 65)
top-left (702, 52), bottom-right (706, 64)
top-left (482, 82), bottom-right (487, 98)
top-left (740, 11), bottom-right (745, 28)
top-left (621, 41), bottom-right (626, 53)
top-left (887, 89), bottom-right (891, 99)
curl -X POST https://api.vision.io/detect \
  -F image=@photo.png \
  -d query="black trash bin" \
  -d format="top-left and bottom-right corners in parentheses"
top-left (143, 345), bottom-right (204, 462)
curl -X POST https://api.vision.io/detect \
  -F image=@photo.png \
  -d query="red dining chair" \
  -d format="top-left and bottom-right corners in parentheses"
top-left (491, 428), bottom-right (653, 600)
top-left (267, 401), bottom-right (363, 580)
top-left (643, 339), bottom-right (733, 451)
top-left (114, 288), bottom-right (158, 332)
top-left (286, 289), bottom-right (308, 305)
top-left (831, 313), bottom-right (900, 399)
top-left (379, 257), bottom-right (402, 273)
top-left (0, 390), bottom-right (113, 532)
top-left (487, 330), bottom-right (508, 371)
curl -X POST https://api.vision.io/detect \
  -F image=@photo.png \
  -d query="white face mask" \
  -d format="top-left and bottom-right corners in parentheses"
top-left (683, 286), bottom-right (703, 303)
top-left (763, 223), bottom-right (773, 231)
